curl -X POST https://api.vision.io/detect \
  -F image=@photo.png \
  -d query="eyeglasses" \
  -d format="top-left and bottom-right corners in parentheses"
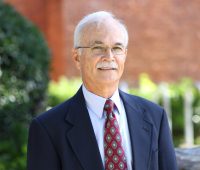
top-left (75, 45), bottom-right (126, 56)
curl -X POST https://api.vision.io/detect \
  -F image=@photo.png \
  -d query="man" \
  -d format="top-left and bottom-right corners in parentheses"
top-left (27, 11), bottom-right (178, 170)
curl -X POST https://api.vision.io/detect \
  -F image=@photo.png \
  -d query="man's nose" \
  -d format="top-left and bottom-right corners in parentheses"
top-left (104, 48), bottom-right (114, 58)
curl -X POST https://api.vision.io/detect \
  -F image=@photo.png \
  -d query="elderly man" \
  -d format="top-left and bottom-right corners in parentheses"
top-left (27, 11), bottom-right (178, 170)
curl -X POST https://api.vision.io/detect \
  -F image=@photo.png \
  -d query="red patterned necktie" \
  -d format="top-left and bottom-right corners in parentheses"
top-left (104, 99), bottom-right (128, 170)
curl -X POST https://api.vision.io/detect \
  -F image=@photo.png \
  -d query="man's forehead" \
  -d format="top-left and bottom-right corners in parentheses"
top-left (83, 18), bottom-right (123, 33)
top-left (80, 20), bottom-right (127, 46)
top-left (90, 40), bottom-right (125, 46)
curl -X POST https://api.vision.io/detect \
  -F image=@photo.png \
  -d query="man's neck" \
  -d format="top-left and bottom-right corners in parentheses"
top-left (83, 83), bottom-right (118, 99)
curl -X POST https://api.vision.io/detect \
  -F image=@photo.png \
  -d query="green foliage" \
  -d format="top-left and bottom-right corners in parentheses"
top-left (0, 2), bottom-right (50, 170)
top-left (128, 74), bottom-right (200, 146)
top-left (48, 77), bottom-right (81, 107)
top-left (129, 73), bottom-right (159, 102)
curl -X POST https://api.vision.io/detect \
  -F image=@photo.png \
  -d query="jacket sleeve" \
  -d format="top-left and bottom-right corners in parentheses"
top-left (158, 109), bottom-right (178, 170)
top-left (27, 118), bottom-right (61, 170)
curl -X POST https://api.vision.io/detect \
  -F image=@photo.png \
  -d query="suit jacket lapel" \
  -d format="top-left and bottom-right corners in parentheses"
top-left (65, 88), bottom-right (104, 170)
top-left (120, 91), bottom-right (153, 170)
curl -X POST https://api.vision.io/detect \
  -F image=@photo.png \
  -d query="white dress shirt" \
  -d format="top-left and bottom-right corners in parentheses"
top-left (82, 85), bottom-right (132, 170)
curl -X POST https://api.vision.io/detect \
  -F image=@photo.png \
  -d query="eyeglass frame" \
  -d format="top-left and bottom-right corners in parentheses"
top-left (75, 44), bottom-right (127, 56)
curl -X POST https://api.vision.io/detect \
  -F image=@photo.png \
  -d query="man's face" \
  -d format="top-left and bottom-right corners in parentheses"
top-left (73, 19), bottom-right (127, 91)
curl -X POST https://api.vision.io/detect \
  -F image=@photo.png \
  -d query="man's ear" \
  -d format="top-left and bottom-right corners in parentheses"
top-left (125, 48), bottom-right (128, 56)
top-left (72, 48), bottom-right (81, 70)
top-left (124, 48), bottom-right (128, 60)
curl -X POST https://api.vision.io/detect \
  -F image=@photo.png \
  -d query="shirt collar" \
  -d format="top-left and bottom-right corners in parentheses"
top-left (110, 89), bottom-right (122, 116)
top-left (82, 85), bottom-right (122, 119)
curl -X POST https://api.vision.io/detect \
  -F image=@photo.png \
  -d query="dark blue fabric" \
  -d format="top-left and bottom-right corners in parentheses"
top-left (27, 87), bottom-right (178, 170)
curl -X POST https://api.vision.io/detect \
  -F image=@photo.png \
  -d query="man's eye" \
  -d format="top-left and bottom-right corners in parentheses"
top-left (113, 46), bottom-right (123, 51)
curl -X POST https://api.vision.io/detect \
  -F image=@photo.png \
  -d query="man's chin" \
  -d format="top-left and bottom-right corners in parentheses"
top-left (96, 76), bottom-right (119, 84)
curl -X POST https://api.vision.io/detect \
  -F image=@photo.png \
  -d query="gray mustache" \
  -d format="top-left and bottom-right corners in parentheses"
top-left (96, 62), bottom-right (118, 69)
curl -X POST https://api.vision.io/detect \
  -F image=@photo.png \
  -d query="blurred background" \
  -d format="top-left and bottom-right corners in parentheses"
top-left (0, 0), bottom-right (200, 169)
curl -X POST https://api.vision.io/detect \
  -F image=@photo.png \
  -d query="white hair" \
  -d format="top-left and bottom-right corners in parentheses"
top-left (73, 11), bottom-right (129, 48)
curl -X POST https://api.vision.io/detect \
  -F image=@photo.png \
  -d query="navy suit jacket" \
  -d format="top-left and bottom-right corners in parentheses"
top-left (27, 87), bottom-right (178, 170)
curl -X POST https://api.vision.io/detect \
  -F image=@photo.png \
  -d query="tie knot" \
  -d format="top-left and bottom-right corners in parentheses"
top-left (104, 99), bottom-right (115, 112)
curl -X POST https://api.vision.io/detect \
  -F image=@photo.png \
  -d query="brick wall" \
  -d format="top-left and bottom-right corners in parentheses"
top-left (6, 0), bottom-right (200, 83)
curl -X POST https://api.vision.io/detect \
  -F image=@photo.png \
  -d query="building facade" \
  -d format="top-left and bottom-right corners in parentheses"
top-left (6, 0), bottom-right (200, 84)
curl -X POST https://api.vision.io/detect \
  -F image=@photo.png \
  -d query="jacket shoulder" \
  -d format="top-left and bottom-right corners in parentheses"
top-left (120, 90), bottom-right (163, 111)
top-left (36, 97), bottom-right (72, 123)
top-left (120, 90), bottom-right (166, 127)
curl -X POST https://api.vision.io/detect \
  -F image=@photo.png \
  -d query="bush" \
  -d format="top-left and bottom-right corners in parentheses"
top-left (48, 77), bottom-right (81, 107)
top-left (0, 2), bottom-right (50, 170)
